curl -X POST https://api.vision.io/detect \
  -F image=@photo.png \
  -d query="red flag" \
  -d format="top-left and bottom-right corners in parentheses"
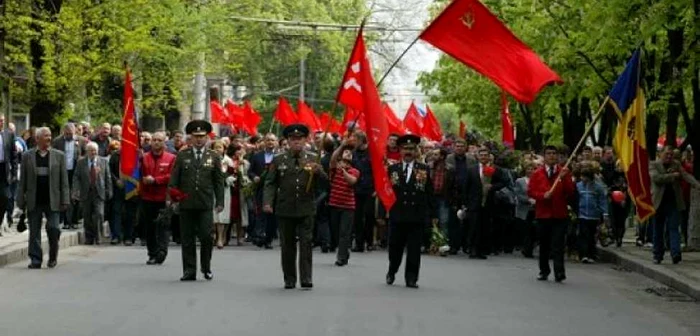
top-left (242, 100), bottom-right (262, 136)
top-left (383, 103), bottom-right (406, 135)
top-left (341, 107), bottom-right (365, 133)
top-left (273, 97), bottom-right (297, 126)
top-left (501, 92), bottom-right (515, 148)
top-left (419, 0), bottom-right (562, 104)
top-left (120, 67), bottom-right (140, 199)
top-left (336, 24), bottom-right (367, 111)
top-left (224, 99), bottom-right (244, 126)
top-left (459, 121), bottom-right (466, 138)
top-left (403, 102), bottom-right (424, 136)
top-left (210, 100), bottom-right (229, 124)
top-left (351, 31), bottom-right (396, 211)
top-left (319, 112), bottom-right (342, 134)
top-left (422, 105), bottom-right (443, 141)
top-left (297, 100), bottom-right (322, 132)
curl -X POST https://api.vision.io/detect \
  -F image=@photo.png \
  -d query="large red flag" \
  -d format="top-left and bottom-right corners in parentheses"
top-left (224, 99), bottom-right (244, 126)
top-left (211, 100), bottom-right (229, 124)
top-left (383, 103), bottom-right (406, 135)
top-left (340, 107), bottom-right (364, 133)
top-left (459, 120), bottom-right (467, 138)
top-left (403, 102), bottom-right (424, 136)
top-left (501, 92), bottom-right (515, 148)
top-left (422, 105), bottom-right (443, 141)
top-left (242, 100), bottom-right (262, 136)
top-left (336, 25), bottom-right (367, 111)
top-left (297, 100), bottom-right (322, 132)
top-left (120, 67), bottom-right (140, 199)
top-left (419, 0), bottom-right (562, 104)
top-left (274, 97), bottom-right (297, 126)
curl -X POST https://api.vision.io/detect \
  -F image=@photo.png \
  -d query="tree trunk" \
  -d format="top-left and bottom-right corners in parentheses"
top-left (646, 114), bottom-right (661, 159)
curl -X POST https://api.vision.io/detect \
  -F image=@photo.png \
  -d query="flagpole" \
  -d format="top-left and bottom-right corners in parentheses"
top-left (548, 96), bottom-right (610, 193)
top-left (268, 119), bottom-right (276, 134)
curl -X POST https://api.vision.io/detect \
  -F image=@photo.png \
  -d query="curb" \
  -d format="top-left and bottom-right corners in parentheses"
top-left (0, 230), bottom-right (84, 267)
top-left (599, 247), bottom-right (700, 301)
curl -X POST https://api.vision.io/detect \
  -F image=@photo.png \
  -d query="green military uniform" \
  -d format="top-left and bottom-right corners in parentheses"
top-left (263, 124), bottom-right (327, 289)
top-left (169, 120), bottom-right (224, 281)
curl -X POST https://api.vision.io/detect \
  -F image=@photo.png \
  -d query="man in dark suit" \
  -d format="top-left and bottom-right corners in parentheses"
top-left (72, 142), bottom-right (112, 245)
top-left (18, 127), bottom-right (70, 268)
top-left (249, 133), bottom-right (278, 248)
top-left (476, 147), bottom-right (508, 255)
top-left (0, 115), bottom-right (18, 236)
top-left (386, 134), bottom-right (436, 289)
top-left (52, 123), bottom-right (87, 229)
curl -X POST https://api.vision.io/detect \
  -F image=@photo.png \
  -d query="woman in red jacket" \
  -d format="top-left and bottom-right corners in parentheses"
top-left (528, 145), bottom-right (576, 283)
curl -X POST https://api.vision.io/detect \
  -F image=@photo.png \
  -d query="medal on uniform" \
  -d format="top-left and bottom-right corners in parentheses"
top-left (415, 169), bottom-right (427, 191)
top-left (279, 163), bottom-right (288, 177)
top-left (391, 171), bottom-right (400, 186)
top-left (204, 158), bottom-right (212, 167)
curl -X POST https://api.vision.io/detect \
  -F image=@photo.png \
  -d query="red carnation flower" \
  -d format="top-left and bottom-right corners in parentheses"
top-left (168, 188), bottom-right (189, 202)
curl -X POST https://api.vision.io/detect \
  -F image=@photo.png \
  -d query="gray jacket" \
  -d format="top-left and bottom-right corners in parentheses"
top-left (17, 148), bottom-right (70, 212)
top-left (650, 159), bottom-right (699, 211)
top-left (514, 177), bottom-right (533, 220)
top-left (72, 156), bottom-right (113, 201)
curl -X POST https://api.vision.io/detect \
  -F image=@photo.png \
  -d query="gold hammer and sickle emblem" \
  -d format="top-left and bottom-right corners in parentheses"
top-left (461, 11), bottom-right (475, 29)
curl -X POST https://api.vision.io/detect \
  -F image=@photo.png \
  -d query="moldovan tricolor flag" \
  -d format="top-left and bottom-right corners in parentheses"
top-left (610, 50), bottom-right (654, 222)
top-left (338, 24), bottom-right (396, 210)
top-left (419, 0), bottom-right (562, 103)
top-left (120, 66), bottom-right (140, 199)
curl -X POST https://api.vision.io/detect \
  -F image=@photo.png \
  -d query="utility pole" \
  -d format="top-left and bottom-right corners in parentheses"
top-left (192, 54), bottom-right (206, 120)
top-left (0, 0), bottom-right (9, 125)
top-left (299, 58), bottom-right (305, 102)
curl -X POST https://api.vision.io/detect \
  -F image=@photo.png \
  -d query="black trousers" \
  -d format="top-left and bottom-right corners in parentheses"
top-left (353, 194), bottom-right (375, 250)
top-left (388, 220), bottom-right (422, 283)
top-left (518, 213), bottom-right (537, 256)
top-left (468, 211), bottom-right (487, 256)
top-left (538, 218), bottom-right (567, 277)
top-left (577, 219), bottom-right (599, 260)
top-left (179, 209), bottom-right (213, 275)
top-left (140, 201), bottom-right (169, 260)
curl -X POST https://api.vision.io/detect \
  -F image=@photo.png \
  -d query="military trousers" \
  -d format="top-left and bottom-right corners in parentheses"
top-left (278, 215), bottom-right (313, 285)
top-left (179, 209), bottom-right (213, 276)
top-left (388, 220), bottom-right (422, 284)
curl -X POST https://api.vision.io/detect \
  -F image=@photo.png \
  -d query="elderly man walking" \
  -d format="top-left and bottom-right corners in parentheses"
top-left (73, 142), bottom-right (112, 245)
top-left (18, 127), bottom-right (70, 269)
top-left (52, 123), bottom-right (86, 230)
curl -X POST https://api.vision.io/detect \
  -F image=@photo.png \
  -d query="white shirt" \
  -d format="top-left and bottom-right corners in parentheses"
top-left (402, 161), bottom-right (414, 183)
top-left (0, 133), bottom-right (5, 163)
top-left (65, 138), bottom-right (75, 170)
top-left (479, 163), bottom-right (485, 179)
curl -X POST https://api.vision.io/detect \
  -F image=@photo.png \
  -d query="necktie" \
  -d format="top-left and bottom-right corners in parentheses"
top-left (404, 163), bottom-right (410, 183)
top-left (548, 167), bottom-right (554, 179)
top-left (89, 161), bottom-right (97, 185)
top-left (196, 150), bottom-right (202, 161)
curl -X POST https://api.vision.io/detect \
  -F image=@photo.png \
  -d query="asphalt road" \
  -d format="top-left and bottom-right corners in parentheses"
top-left (0, 245), bottom-right (698, 336)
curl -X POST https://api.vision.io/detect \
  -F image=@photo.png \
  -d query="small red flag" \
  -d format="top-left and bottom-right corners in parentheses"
top-left (242, 100), bottom-right (262, 136)
top-left (319, 112), bottom-right (342, 134)
top-left (403, 102), bottom-right (424, 136)
top-left (224, 99), bottom-right (244, 126)
top-left (459, 121), bottom-right (467, 138)
top-left (340, 107), bottom-right (365, 133)
top-left (419, 0), bottom-right (562, 103)
top-left (274, 97), bottom-right (298, 126)
top-left (501, 92), bottom-right (515, 149)
top-left (336, 24), bottom-right (367, 112)
top-left (211, 100), bottom-right (229, 124)
top-left (422, 105), bottom-right (443, 141)
top-left (297, 100), bottom-right (322, 132)
top-left (383, 103), bottom-right (406, 136)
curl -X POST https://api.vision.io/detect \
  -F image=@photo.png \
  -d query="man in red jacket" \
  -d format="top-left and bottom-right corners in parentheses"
top-left (528, 145), bottom-right (575, 283)
top-left (140, 131), bottom-right (176, 265)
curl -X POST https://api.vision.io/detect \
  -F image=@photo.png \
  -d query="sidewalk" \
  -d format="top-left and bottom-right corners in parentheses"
top-left (0, 225), bottom-right (84, 267)
top-left (600, 241), bottom-right (700, 301)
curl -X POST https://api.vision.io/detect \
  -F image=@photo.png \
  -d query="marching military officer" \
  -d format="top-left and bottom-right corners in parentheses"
top-left (263, 124), bottom-right (327, 290)
top-left (169, 120), bottom-right (224, 281)
top-left (386, 134), bottom-right (436, 289)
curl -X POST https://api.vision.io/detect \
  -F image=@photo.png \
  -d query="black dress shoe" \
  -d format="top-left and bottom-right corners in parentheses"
top-left (537, 274), bottom-right (548, 281)
top-left (28, 263), bottom-right (41, 269)
top-left (386, 273), bottom-right (395, 285)
top-left (110, 238), bottom-right (119, 245)
top-left (351, 247), bottom-right (364, 253)
top-left (469, 254), bottom-right (487, 260)
top-left (146, 258), bottom-right (157, 265)
top-left (554, 274), bottom-right (566, 283)
top-left (123, 241), bottom-right (133, 247)
top-left (673, 255), bottom-right (682, 264)
top-left (406, 281), bottom-right (419, 289)
top-left (449, 249), bottom-right (459, 255)
top-left (321, 246), bottom-right (329, 253)
top-left (335, 260), bottom-right (347, 266)
top-left (284, 283), bottom-right (295, 289)
top-left (47, 260), bottom-right (57, 268)
top-left (203, 271), bottom-right (213, 280)
top-left (301, 283), bottom-right (313, 289)
top-left (264, 244), bottom-right (273, 250)
top-left (180, 274), bottom-right (196, 281)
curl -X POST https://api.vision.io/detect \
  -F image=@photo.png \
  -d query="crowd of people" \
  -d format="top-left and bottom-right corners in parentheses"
top-left (3, 116), bottom-right (697, 289)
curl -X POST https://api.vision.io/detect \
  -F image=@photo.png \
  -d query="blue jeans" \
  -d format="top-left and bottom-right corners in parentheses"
top-left (6, 181), bottom-right (17, 222)
top-left (435, 197), bottom-right (449, 234)
top-left (653, 202), bottom-right (681, 260)
top-left (28, 205), bottom-right (61, 265)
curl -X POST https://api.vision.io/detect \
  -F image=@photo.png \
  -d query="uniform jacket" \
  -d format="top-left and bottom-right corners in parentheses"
top-left (650, 159), bottom-right (700, 211)
top-left (263, 150), bottom-right (322, 218)
top-left (169, 147), bottom-right (224, 210)
top-left (17, 148), bottom-right (70, 212)
top-left (388, 161), bottom-right (435, 223)
top-left (51, 135), bottom-right (87, 169)
top-left (73, 156), bottom-right (113, 201)
top-left (140, 151), bottom-right (176, 202)
top-left (528, 165), bottom-right (575, 219)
